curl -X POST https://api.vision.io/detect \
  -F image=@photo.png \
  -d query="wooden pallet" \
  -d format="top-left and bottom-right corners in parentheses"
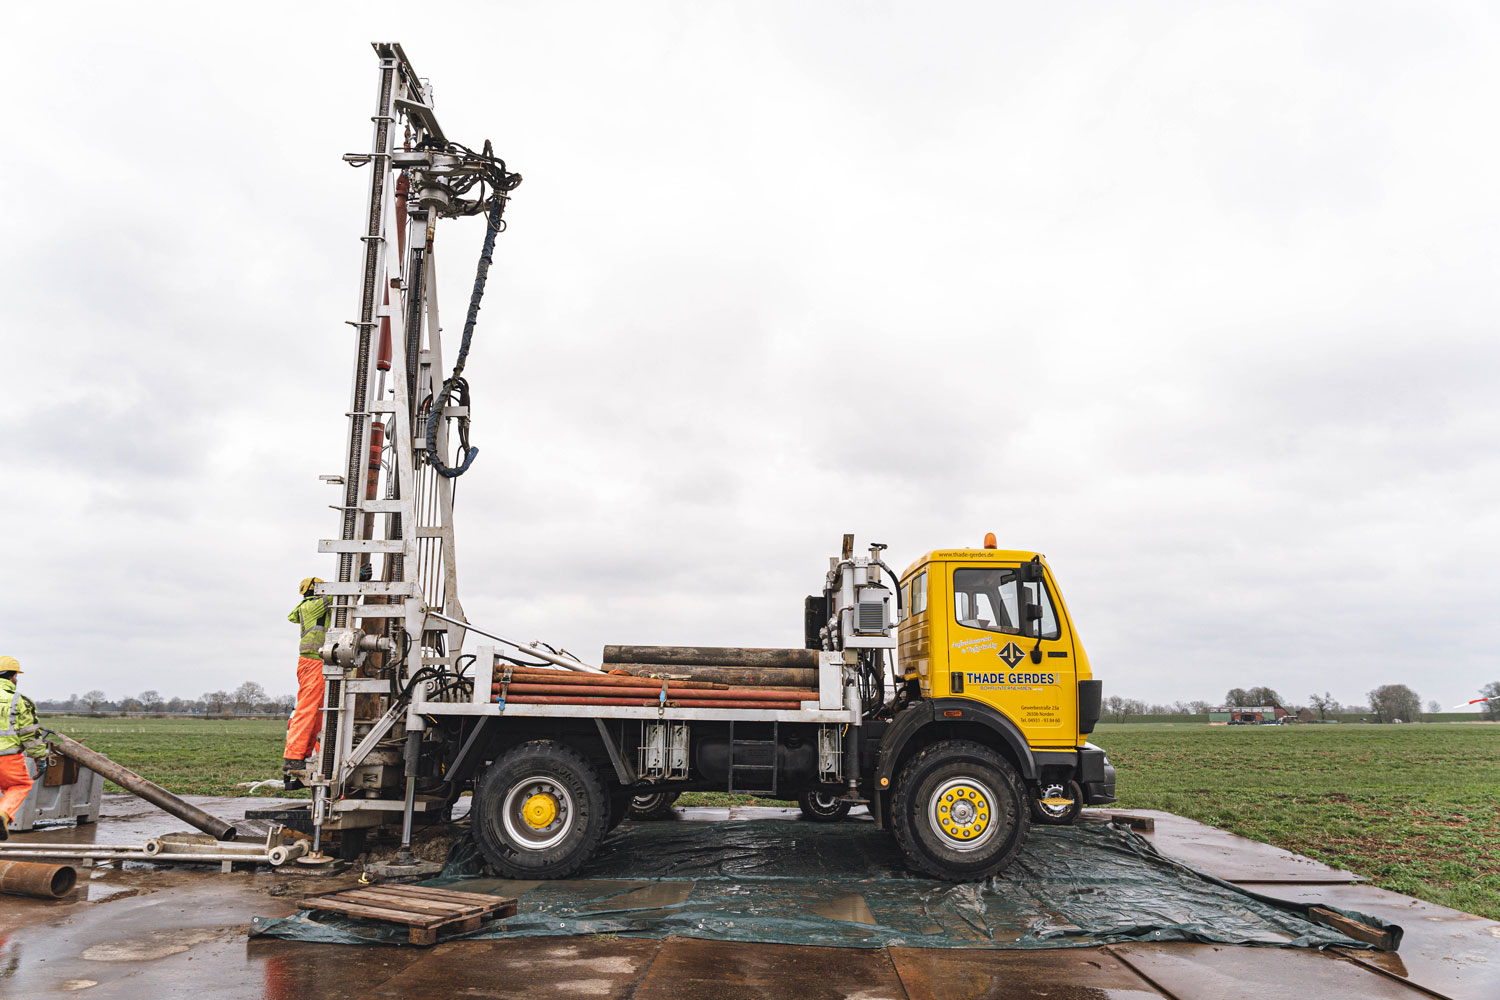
top-left (298, 884), bottom-right (518, 945)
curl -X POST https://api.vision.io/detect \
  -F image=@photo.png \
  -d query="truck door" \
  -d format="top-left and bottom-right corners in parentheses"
top-left (947, 564), bottom-right (1077, 746)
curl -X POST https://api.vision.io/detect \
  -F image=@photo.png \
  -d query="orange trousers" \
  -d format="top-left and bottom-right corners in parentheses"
top-left (0, 755), bottom-right (34, 822)
top-left (284, 657), bottom-right (325, 761)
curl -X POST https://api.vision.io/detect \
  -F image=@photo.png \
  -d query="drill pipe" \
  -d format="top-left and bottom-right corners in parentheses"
top-left (493, 682), bottom-right (811, 701)
top-left (602, 645), bottom-right (819, 669)
top-left (43, 730), bottom-right (237, 841)
top-left (0, 860), bottom-right (77, 899)
top-left (498, 695), bottom-right (805, 710)
top-left (500, 668), bottom-right (726, 690)
top-left (607, 664), bottom-right (819, 688)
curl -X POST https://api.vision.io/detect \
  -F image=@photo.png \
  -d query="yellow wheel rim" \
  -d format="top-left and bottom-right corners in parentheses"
top-left (522, 792), bottom-right (559, 828)
top-left (934, 783), bottom-right (991, 843)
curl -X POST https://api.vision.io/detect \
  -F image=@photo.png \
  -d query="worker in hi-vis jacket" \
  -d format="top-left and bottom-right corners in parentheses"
top-left (283, 578), bottom-right (329, 788)
top-left (0, 656), bottom-right (49, 839)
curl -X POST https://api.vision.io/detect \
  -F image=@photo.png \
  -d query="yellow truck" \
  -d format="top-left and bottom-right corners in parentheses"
top-left (401, 534), bottom-right (1114, 883)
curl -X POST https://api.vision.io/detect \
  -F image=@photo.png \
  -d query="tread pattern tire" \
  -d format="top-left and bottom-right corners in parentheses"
top-left (627, 790), bottom-right (681, 821)
top-left (472, 740), bottom-right (610, 879)
top-left (798, 791), bottom-right (852, 822)
top-left (890, 739), bottom-right (1029, 881)
top-left (1030, 779), bottom-right (1084, 826)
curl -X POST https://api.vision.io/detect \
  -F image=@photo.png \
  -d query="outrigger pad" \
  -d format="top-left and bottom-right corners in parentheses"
top-left (251, 820), bottom-right (1401, 951)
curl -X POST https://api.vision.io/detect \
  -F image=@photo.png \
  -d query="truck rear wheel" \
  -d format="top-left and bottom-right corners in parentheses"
top-left (473, 740), bottom-right (609, 878)
top-left (798, 791), bottom-right (851, 821)
top-left (627, 790), bottom-right (682, 820)
top-left (890, 739), bottom-right (1029, 881)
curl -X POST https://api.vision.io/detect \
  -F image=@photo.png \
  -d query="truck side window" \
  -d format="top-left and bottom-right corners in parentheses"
top-left (953, 568), bottom-right (1061, 639)
top-left (910, 572), bottom-right (927, 615)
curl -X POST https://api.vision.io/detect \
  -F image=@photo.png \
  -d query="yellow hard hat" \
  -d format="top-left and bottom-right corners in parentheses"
top-left (0, 655), bottom-right (21, 674)
top-left (299, 577), bottom-right (325, 596)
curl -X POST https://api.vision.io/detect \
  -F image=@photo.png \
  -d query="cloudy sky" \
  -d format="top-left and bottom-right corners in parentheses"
top-left (4, 2), bottom-right (1496, 712)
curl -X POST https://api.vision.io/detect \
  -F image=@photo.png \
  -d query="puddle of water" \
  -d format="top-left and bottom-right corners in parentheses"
top-left (606, 882), bottom-right (693, 910)
top-left (811, 892), bottom-right (877, 925)
top-left (80, 927), bottom-right (225, 963)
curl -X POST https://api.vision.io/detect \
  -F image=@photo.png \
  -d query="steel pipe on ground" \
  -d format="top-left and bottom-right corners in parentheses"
top-left (43, 730), bottom-right (237, 841)
top-left (0, 860), bottom-right (77, 899)
top-left (602, 646), bottom-right (818, 669)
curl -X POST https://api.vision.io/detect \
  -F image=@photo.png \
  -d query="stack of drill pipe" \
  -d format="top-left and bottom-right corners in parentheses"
top-left (493, 664), bottom-right (816, 710)
top-left (600, 645), bottom-right (819, 689)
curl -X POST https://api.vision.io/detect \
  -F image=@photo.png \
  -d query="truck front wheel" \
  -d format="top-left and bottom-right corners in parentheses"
top-left (473, 740), bottom-right (610, 878)
top-left (890, 740), bottom-right (1029, 881)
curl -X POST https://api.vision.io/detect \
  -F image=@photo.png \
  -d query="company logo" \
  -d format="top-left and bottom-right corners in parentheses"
top-left (962, 671), bottom-right (1058, 688)
top-left (999, 641), bottom-right (1025, 667)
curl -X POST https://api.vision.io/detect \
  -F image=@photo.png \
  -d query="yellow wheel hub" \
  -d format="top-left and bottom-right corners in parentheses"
top-left (936, 784), bottom-right (991, 840)
top-left (522, 792), bottom-right (559, 828)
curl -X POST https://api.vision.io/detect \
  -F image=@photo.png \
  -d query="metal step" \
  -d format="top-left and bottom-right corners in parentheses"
top-left (727, 724), bottom-right (778, 795)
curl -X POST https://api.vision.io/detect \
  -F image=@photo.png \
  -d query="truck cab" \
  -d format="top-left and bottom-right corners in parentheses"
top-left (853, 539), bottom-right (1114, 878)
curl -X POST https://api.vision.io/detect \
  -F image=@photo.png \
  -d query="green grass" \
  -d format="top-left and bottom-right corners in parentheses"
top-left (44, 716), bottom-right (1500, 919)
top-left (1097, 721), bottom-right (1500, 920)
top-left (49, 716), bottom-right (306, 797)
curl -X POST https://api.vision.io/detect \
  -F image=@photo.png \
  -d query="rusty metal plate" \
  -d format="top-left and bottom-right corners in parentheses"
top-left (1127, 810), bottom-right (1362, 883)
top-left (1108, 942), bottom-right (1432, 998)
top-left (889, 945), bottom-right (1166, 999)
top-left (1252, 882), bottom-right (1500, 1000)
top-left (634, 937), bottom-right (906, 1000)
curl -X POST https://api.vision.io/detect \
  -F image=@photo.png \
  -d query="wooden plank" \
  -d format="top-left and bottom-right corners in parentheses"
top-left (409, 926), bottom-right (437, 946)
top-left (299, 897), bottom-right (429, 927)
top-left (342, 887), bottom-right (471, 912)
top-left (384, 884), bottom-right (508, 904)
top-left (1309, 906), bottom-right (1401, 950)
top-left (340, 889), bottom-right (477, 918)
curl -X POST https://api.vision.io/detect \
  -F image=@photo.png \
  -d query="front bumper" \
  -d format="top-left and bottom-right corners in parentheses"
top-left (1079, 742), bottom-right (1116, 804)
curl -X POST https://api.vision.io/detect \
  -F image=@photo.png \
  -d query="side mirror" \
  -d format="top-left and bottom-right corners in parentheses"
top-left (1025, 603), bottom-right (1044, 622)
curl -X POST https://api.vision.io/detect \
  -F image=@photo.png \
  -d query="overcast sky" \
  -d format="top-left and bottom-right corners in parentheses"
top-left (3, 2), bottom-right (1496, 712)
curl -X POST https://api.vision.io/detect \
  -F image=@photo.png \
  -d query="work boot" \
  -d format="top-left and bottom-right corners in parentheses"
top-left (0, 814), bottom-right (9, 841)
top-left (282, 758), bottom-right (306, 791)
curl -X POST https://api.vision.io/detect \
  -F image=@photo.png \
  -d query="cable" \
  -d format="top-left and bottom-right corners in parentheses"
top-left (424, 141), bottom-right (522, 479)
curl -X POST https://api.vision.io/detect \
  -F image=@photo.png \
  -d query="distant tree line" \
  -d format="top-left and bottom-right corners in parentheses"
top-left (32, 681), bottom-right (295, 716)
top-left (1106, 681), bottom-right (1500, 724)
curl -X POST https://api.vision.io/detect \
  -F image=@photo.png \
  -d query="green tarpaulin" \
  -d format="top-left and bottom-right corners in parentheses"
top-left (250, 818), bottom-right (1399, 950)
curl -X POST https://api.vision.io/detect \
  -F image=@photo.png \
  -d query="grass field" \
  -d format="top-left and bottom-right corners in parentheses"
top-left (45, 716), bottom-right (1500, 919)
top-left (1097, 721), bottom-right (1500, 920)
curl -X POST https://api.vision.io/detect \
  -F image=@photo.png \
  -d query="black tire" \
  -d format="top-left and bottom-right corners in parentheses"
top-left (627, 790), bottom-right (681, 820)
top-left (472, 740), bottom-right (610, 878)
top-left (607, 788), bottom-right (632, 831)
top-left (798, 791), bottom-right (851, 822)
top-left (1030, 779), bottom-right (1084, 825)
top-left (890, 739), bottom-right (1029, 881)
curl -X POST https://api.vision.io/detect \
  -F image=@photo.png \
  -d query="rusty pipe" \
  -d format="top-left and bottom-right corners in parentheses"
top-left (609, 664), bottom-right (818, 688)
top-left (500, 669), bottom-right (726, 690)
top-left (493, 682), bottom-right (811, 701)
top-left (0, 860), bottom-right (77, 899)
top-left (603, 645), bottom-right (818, 668)
top-left (498, 695), bottom-right (806, 710)
top-left (42, 731), bottom-right (237, 841)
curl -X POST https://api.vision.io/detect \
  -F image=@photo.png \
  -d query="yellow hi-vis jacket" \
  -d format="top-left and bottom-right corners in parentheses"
top-left (0, 678), bottom-right (46, 758)
top-left (288, 596), bottom-right (330, 661)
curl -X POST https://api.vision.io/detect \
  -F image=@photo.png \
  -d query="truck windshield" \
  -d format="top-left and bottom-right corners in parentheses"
top-left (953, 567), bottom-right (1060, 639)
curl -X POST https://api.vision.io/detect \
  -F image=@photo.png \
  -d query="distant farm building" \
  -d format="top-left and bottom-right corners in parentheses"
top-left (1208, 706), bottom-right (1288, 725)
